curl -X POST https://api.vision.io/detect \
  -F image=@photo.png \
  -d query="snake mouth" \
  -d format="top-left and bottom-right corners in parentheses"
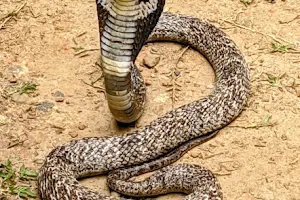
top-left (97, 0), bottom-right (165, 123)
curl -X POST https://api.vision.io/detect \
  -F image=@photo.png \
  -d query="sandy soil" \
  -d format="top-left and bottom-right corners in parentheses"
top-left (0, 0), bottom-right (300, 199)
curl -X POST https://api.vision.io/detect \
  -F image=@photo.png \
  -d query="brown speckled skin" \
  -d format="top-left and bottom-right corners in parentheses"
top-left (37, 1), bottom-right (250, 200)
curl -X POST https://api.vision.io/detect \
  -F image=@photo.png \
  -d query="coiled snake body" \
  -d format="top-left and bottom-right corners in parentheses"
top-left (38, 0), bottom-right (250, 199)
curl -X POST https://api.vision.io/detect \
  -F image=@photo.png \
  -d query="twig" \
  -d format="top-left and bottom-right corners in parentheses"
top-left (74, 48), bottom-right (100, 56)
top-left (279, 15), bottom-right (300, 24)
top-left (0, 1), bottom-right (27, 29)
top-left (223, 20), bottom-right (294, 45)
top-left (213, 172), bottom-right (232, 176)
top-left (76, 31), bottom-right (87, 37)
top-left (81, 79), bottom-right (106, 97)
top-left (228, 122), bottom-right (277, 129)
top-left (91, 72), bottom-right (103, 85)
top-left (7, 139), bottom-right (28, 149)
top-left (175, 46), bottom-right (189, 66)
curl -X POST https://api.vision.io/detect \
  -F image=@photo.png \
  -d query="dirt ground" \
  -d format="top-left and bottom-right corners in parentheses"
top-left (0, 0), bottom-right (300, 199)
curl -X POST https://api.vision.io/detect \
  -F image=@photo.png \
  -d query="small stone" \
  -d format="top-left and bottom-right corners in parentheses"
top-left (51, 123), bottom-right (66, 135)
top-left (190, 152), bottom-right (199, 158)
top-left (0, 115), bottom-right (7, 125)
top-left (54, 91), bottom-right (65, 102)
top-left (145, 79), bottom-right (151, 86)
top-left (68, 131), bottom-right (78, 138)
top-left (261, 95), bottom-right (270, 102)
top-left (78, 123), bottom-right (87, 130)
top-left (143, 53), bottom-right (160, 68)
top-left (11, 93), bottom-right (29, 103)
top-left (0, 106), bottom-right (8, 113)
top-left (296, 88), bottom-right (300, 97)
top-left (206, 84), bottom-right (214, 89)
top-left (8, 76), bottom-right (18, 83)
top-left (34, 137), bottom-right (43, 144)
top-left (36, 101), bottom-right (54, 111)
top-left (8, 65), bottom-right (28, 76)
top-left (110, 192), bottom-right (120, 198)
top-left (162, 81), bottom-right (172, 87)
top-left (281, 134), bottom-right (288, 140)
top-left (174, 71), bottom-right (181, 76)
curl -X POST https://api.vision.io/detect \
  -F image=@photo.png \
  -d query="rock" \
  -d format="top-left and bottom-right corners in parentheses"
top-left (0, 106), bottom-right (8, 113)
top-left (144, 79), bottom-right (151, 86)
top-left (11, 93), bottom-right (29, 103)
top-left (296, 88), bottom-right (300, 97)
top-left (68, 131), bottom-right (78, 138)
top-left (36, 101), bottom-right (54, 111)
top-left (110, 192), bottom-right (120, 198)
top-left (261, 95), bottom-right (270, 102)
top-left (78, 123), bottom-right (87, 130)
top-left (0, 115), bottom-right (7, 125)
top-left (54, 90), bottom-right (65, 102)
top-left (190, 151), bottom-right (199, 158)
top-left (8, 75), bottom-right (18, 83)
top-left (8, 65), bottom-right (29, 76)
top-left (174, 71), bottom-right (181, 76)
top-left (143, 53), bottom-right (160, 68)
top-left (206, 84), bottom-right (214, 89)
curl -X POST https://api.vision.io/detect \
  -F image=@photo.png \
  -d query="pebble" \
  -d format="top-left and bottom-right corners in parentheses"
top-left (190, 151), bottom-right (199, 158)
top-left (174, 71), bottom-right (181, 76)
top-left (34, 137), bottom-right (43, 144)
top-left (78, 123), bottom-right (87, 130)
top-left (143, 53), bottom-right (160, 68)
top-left (110, 192), bottom-right (121, 198)
top-left (35, 101), bottom-right (54, 111)
top-left (0, 106), bottom-right (8, 113)
top-left (206, 84), bottom-right (214, 89)
top-left (11, 93), bottom-right (29, 103)
top-left (8, 75), bottom-right (18, 83)
top-left (68, 131), bottom-right (78, 138)
top-left (8, 65), bottom-right (28, 76)
top-left (296, 88), bottom-right (300, 97)
top-left (261, 95), bottom-right (270, 102)
top-left (145, 79), bottom-right (151, 86)
top-left (0, 115), bottom-right (7, 125)
top-left (54, 90), bottom-right (65, 102)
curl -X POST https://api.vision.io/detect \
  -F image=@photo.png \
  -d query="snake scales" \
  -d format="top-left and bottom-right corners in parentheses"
top-left (38, 0), bottom-right (250, 199)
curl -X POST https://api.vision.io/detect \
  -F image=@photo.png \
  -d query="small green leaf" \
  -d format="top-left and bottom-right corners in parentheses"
top-left (263, 115), bottom-right (271, 125)
top-left (71, 46), bottom-right (84, 52)
top-left (272, 42), bottom-right (291, 53)
top-left (240, 0), bottom-right (251, 6)
top-left (267, 75), bottom-right (278, 86)
top-left (20, 83), bottom-right (37, 94)
top-left (0, 159), bottom-right (15, 182)
top-left (9, 185), bottom-right (37, 198)
top-left (20, 166), bottom-right (38, 180)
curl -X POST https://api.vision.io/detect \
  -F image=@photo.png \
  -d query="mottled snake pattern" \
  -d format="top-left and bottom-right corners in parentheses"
top-left (37, 1), bottom-right (250, 200)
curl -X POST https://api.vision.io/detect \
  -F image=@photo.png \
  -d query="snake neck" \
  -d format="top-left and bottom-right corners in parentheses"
top-left (98, 0), bottom-right (164, 123)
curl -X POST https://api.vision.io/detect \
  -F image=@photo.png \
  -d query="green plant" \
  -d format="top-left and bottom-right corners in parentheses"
top-left (9, 185), bottom-right (37, 198)
top-left (272, 42), bottom-right (291, 53)
top-left (19, 83), bottom-right (37, 94)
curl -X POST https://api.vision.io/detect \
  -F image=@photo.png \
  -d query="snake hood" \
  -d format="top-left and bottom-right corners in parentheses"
top-left (97, 0), bottom-right (165, 123)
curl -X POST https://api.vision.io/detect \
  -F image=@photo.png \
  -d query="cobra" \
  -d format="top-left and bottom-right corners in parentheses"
top-left (37, 0), bottom-right (250, 199)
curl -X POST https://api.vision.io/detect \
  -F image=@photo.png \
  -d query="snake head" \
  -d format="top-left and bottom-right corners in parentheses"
top-left (97, 0), bottom-right (165, 60)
